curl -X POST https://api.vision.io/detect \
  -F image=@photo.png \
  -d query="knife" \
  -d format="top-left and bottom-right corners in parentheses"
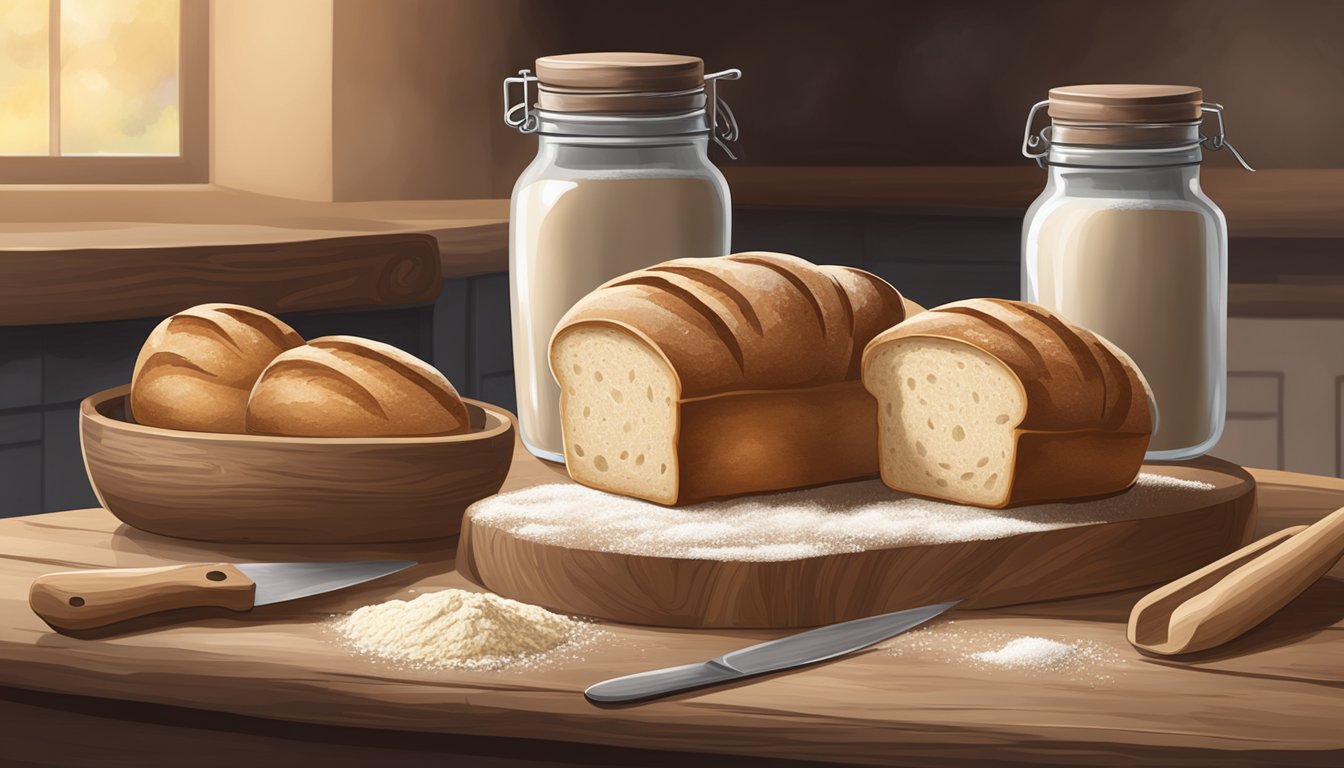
top-left (29, 560), bottom-right (416, 632)
top-left (585, 600), bottom-right (958, 704)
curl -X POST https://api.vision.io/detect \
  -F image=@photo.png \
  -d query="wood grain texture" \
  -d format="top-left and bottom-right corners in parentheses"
top-left (29, 563), bottom-right (255, 632)
top-left (0, 445), bottom-right (1340, 765)
top-left (81, 387), bottom-right (514, 544)
top-left (0, 233), bottom-right (443, 327)
top-left (458, 459), bottom-right (1255, 628)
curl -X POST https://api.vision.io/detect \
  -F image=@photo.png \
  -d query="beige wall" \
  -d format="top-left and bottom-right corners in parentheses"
top-left (212, 0), bottom-right (334, 201)
top-left (331, 0), bottom-right (520, 201)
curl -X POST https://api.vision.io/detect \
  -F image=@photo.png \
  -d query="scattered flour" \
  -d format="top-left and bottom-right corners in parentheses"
top-left (887, 624), bottom-right (1124, 684)
top-left (332, 589), bottom-right (599, 671)
top-left (469, 473), bottom-right (1216, 562)
top-left (972, 636), bottom-right (1078, 669)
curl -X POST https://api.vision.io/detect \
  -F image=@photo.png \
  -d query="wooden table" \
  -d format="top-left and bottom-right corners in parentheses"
top-left (1, 444), bottom-right (1341, 767)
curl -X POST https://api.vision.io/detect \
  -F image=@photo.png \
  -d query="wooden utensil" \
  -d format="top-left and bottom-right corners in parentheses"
top-left (30, 560), bottom-right (415, 632)
top-left (1129, 504), bottom-right (1344, 655)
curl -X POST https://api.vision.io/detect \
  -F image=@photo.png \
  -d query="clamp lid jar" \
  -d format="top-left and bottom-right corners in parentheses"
top-left (1020, 83), bottom-right (1252, 461)
top-left (502, 52), bottom-right (740, 463)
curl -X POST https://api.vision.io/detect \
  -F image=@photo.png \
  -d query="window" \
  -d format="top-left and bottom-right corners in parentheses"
top-left (0, 0), bottom-right (206, 183)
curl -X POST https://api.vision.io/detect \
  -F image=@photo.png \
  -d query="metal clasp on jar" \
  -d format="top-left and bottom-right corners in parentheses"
top-left (502, 67), bottom-right (744, 158)
top-left (1021, 100), bottom-right (1254, 171)
top-left (502, 69), bottom-right (541, 134)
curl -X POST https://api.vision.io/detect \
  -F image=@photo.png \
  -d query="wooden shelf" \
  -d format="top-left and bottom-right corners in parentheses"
top-left (721, 166), bottom-right (1344, 239)
top-left (1230, 283), bottom-right (1344, 319)
top-left (0, 186), bottom-right (509, 280)
top-left (0, 187), bottom-right (509, 325)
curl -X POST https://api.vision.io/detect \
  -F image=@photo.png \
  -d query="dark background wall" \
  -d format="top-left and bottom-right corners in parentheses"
top-left (326, 0), bottom-right (1344, 200)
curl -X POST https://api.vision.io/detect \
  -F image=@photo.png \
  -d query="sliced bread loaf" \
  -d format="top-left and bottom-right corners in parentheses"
top-left (861, 299), bottom-right (1153, 508)
top-left (550, 252), bottom-right (908, 505)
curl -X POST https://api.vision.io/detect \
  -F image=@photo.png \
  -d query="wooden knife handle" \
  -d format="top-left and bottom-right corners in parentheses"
top-left (29, 563), bottom-right (256, 632)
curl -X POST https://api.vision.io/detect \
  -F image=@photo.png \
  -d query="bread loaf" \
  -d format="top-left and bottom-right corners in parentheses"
top-left (861, 298), bottom-right (1153, 508)
top-left (550, 252), bottom-right (908, 505)
top-left (246, 335), bottom-right (470, 437)
top-left (131, 304), bottom-right (303, 433)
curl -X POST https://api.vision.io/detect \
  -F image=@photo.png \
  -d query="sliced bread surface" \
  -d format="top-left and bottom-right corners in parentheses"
top-left (552, 325), bottom-right (681, 504)
top-left (865, 337), bottom-right (1026, 507)
top-left (862, 299), bottom-right (1152, 508)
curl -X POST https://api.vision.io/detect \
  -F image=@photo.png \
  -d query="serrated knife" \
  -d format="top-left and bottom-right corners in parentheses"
top-left (585, 600), bottom-right (958, 704)
top-left (29, 560), bottom-right (416, 632)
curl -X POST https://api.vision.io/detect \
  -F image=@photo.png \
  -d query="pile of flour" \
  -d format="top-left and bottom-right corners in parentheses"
top-left (333, 589), bottom-right (595, 670)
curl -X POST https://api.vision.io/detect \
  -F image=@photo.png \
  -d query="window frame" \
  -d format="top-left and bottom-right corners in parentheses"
top-left (0, 0), bottom-right (208, 184)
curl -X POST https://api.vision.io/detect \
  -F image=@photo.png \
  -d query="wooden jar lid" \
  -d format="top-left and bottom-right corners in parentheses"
top-left (1048, 84), bottom-right (1204, 123)
top-left (534, 52), bottom-right (705, 113)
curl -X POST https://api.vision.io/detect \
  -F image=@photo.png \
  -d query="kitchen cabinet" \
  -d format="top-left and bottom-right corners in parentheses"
top-left (0, 442), bottom-right (1340, 766)
top-left (1213, 317), bottom-right (1344, 477)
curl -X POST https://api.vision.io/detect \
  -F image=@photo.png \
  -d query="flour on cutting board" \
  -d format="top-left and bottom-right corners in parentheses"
top-left (470, 473), bottom-right (1216, 562)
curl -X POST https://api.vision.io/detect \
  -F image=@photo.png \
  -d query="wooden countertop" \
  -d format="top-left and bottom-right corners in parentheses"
top-left (1, 443), bottom-right (1341, 766)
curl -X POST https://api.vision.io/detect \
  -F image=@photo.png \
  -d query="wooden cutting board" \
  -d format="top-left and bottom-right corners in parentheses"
top-left (459, 458), bottom-right (1256, 628)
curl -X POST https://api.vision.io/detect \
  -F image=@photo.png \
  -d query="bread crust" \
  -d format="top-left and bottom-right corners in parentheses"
top-left (863, 298), bottom-right (1151, 433)
top-left (246, 335), bottom-right (470, 437)
top-left (551, 253), bottom-right (905, 505)
top-left (554, 252), bottom-right (906, 398)
top-left (130, 303), bottom-right (303, 433)
top-left (861, 299), bottom-right (1154, 507)
top-left (677, 382), bottom-right (880, 504)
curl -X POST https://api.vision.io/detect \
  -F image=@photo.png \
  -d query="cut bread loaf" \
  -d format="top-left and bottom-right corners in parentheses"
top-left (549, 252), bottom-right (908, 505)
top-left (862, 298), bottom-right (1153, 508)
top-left (246, 335), bottom-right (470, 437)
top-left (131, 303), bottom-right (304, 433)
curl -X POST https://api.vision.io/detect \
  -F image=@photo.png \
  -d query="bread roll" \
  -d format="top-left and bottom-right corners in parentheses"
top-left (246, 336), bottom-right (470, 437)
top-left (131, 304), bottom-right (303, 433)
top-left (550, 252), bottom-right (908, 505)
top-left (861, 298), bottom-right (1154, 508)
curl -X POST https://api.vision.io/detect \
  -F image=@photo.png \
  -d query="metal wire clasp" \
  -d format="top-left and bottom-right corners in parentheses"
top-left (1200, 103), bottom-right (1255, 172)
top-left (503, 69), bottom-right (540, 133)
top-left (1020, 100), bottom-right (1052, 169)
top-left (705, 68), bottom-right (743, 160)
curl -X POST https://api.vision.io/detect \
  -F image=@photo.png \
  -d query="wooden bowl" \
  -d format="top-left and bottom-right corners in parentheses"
top-left (80, 385), bottom-right (515, 544)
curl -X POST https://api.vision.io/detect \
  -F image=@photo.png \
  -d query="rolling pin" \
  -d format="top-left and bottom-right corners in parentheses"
top-left (1128, 504), bottom-right (1344, 655)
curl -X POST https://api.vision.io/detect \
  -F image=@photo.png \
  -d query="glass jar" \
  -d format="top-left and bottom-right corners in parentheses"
top-left (503, 53), bottom-right (739, 462)
top-left (1020, 85), bottom-right (1252, 461)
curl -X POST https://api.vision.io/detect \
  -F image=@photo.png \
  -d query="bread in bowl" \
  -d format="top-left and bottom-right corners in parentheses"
top-left (246, 335), bottom-right (470, 437)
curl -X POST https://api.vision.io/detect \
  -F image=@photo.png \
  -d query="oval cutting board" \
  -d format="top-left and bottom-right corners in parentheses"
top-left (457, 457), bottom-right (1255, 628)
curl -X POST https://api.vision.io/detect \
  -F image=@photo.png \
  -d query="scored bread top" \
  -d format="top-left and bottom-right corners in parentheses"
top-left (132, 303), bottom-right (304, 391)
top-left (863, 298), bottom-right (1153, 435)
top-left (246, 335), bottom-right (470, 437)
top-left (552, 252), bottom-right (907, 398)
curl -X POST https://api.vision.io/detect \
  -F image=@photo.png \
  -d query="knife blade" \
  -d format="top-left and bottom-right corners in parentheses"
top-left (585, 600), bottom-right (958, 703)
top-left (29, 560), bottom-right (415, 632)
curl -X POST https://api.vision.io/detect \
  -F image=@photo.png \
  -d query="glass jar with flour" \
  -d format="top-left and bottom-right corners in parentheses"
top-left (1020, 84), bottom-right (1253, 460)
top-left (503, 53), bottom-right (739, 462)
